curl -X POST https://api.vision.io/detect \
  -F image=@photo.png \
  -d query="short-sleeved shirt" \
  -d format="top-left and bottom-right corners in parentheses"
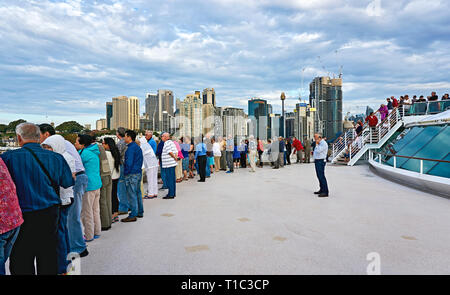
top-left (161, 140), bottom-right (178, 168)
top-left (0, 158), bottom-right (24, 234)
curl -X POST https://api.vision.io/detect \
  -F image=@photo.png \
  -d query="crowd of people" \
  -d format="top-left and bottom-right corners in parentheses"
top-left (0, 120), bottom-right (330, 275)
top-left (340, 91), bottom-right (449, 162)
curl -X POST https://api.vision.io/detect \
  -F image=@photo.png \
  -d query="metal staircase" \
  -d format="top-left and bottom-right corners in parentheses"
top-left (332, 108), bottom-right (404, 166)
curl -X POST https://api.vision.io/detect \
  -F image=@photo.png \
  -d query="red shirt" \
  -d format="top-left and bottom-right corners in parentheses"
top-left (365, 115), bottom-right (378, 127)
top-left (0, 158), bottom-right (23, 234)
top-left (392, 98), bottom-right (399, 107)
top-left (292, 139), bottom-right (304, 152)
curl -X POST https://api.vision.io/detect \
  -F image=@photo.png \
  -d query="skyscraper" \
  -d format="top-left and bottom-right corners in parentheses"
top-left (177, 93), bottom-right (203, 139)
top-left (248, 98), bottom-right (269, 140)
top-left (145, 93), bottom-right (158, 129)
top-left (294, 103), bottom-right (315, 141)
top-left (202, 88), bottom-right (215, 106)
top-left (144, 90), bottom-right (174, 132)
top-left (106, 102), bottom-right (113, 130)
top-left (309, 76), bottom-right (343, 140)
top-left (128, 96), bottom-right (140, 131)
top-left (111, 96), bottom-right (128, 130)
top-left (96, 119), bottom-right (107, 130)
top-left (159, 89), bottom-right (174, 116)
top-left (202, 103), bottom-right (216, 136)
top-left (285, 112), bottom-right (295, 137)
top-left (222, 107), bottom-right (247, 141)
top-left (111, 96), bottom-right (140, 130)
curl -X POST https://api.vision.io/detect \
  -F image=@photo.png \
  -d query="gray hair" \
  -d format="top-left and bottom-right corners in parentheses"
top-left (16, 122), bottom-right (41, 141)
top-left (145, 130), bottom-right (153, 135)
top-left (117, 127), bottom-right (126, 137)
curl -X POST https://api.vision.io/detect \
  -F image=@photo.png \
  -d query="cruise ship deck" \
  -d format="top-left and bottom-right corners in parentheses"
top-left (65, 162), bottom-right (450, 275)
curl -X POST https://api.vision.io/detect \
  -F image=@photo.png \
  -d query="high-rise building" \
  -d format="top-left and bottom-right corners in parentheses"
top-left (285, 112), bottom-right (295, 138)
top-left (159, 89), bottom-right (174, 116)
top-left (144, 90), bottom-right (173, 132)
top-left (202, 88), bottom-right (215, 106)
top-left (177, 93), bottom-right (203, 139)
top-left (111, 95), bottom-right (140, 130)
top-left (293, 103), bottom-right (315, 141)
top-left (111, 96), bottom-right (128, 130)
top-left (106, 102), bottom-right (113, 130)
top-left (269, 114), bottom-right (282, 138)
top-left (309, 76), bottom-right (343, 140)
top-left (145, 93), bottom-right (158, 130)
top-left (96, 118), bottom-right (107, 130)
top-left (128, 96), bottom-right (140, 131)
top-left (202, 104), bottom-right (214, 136)
top-left (248, 98), bottom-right (269, 140)
top-left (222, 107), bottom-right (247, 141)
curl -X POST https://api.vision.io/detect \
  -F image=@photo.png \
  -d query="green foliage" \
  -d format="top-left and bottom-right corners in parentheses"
top-left (7, 119), bottom-right (27, 132)
top-left (61, 133), bottom-right (78, 144)
top-left (56, 121), bottom-right (84, 133)
top-left (0, 124), bottom-right (7, 133)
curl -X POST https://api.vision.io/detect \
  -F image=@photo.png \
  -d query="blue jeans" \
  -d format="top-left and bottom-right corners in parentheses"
top-left (0, 226), bottom-right (20, 275)
top-left (160, 161), bottom-right (167, 189)
top-left (163, 167), bottom-right (176, 197)
top-left (314, 159), bottom-right (329, 194)
top-left (124, 173), bottom-right (143, 218)
top-left (57, 205), bottom-right (70, 274)
top-left (118, 164), bottom-right (129, 212)
top-left (205, 159), bottom-right (211, 177)
top-left (67, 173), bottom-right (88, 254)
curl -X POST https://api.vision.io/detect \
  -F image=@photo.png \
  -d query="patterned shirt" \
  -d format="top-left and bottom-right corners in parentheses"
top-left (161, 140), bottom-right (178, 168)
top-left (0, 158), bottom-right (24, 234)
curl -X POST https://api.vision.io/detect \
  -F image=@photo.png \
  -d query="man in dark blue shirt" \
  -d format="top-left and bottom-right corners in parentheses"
top-left (121, 130), bottom-right (144, 222)
top-left (1, 122), bottom-right (74, 275)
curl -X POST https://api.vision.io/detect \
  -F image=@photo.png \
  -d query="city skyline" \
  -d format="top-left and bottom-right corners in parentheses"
top-left (1, 0), bottom-right (449, 126)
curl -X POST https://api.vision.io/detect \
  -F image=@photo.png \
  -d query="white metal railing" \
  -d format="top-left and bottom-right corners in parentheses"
top-left (372, 151), bottom-right (450, 175)
top-left (332, 108), bottom-right (402, 163)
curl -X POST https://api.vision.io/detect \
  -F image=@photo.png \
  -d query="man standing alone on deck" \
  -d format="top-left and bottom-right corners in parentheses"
top-left (313, 133), bottom-right (329, 198)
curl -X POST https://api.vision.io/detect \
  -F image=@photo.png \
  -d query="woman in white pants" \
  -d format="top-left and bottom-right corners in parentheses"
top-left (139, 137), bottom-right (159, 199)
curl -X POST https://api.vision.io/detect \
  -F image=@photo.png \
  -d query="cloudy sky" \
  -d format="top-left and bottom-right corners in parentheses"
top-left (0, 0), bottom-right (449, 126)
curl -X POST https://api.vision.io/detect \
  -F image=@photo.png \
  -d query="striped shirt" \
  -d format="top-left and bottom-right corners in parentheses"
top-left (161, 140), bottom-right (178, 168)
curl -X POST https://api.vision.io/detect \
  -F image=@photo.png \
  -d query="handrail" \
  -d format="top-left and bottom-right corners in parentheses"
top-left (375, 152), bottom-right (450, 163)
top-left (332, 108), bottom-right (381, 144)
top-left (336, 107), bottom-right (400, 151)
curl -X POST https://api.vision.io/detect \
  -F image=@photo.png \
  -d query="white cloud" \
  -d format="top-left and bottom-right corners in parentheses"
top-left (0, 0), bottom-right (448, 125)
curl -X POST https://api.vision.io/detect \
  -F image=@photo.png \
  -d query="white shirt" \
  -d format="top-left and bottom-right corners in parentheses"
top-left (212, 142), bottom-right (221, 157)
top-left (161, 140), bottom-right (178, 168)
top-left (65, 140), bottom-right (84, 173)
top-left (313, 139), bottom-right (328, 160)
top-left (139, 137), bottom-right (159, 169)
top-left (105, 151), bottom-right (120, 180)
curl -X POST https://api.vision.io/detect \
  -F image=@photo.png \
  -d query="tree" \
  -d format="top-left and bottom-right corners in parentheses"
top-left (62, 133), bottom-right (78, 144)
top-left (7, 119), bottom-right (27, 132)
top-left (56, 121), bottom-right (84, 133)
top-left (0, 124), bottom-right (7, 133)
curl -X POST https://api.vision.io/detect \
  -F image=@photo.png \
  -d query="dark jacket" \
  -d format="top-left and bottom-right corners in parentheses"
top-left (124, 141), bottom-right (143, 176)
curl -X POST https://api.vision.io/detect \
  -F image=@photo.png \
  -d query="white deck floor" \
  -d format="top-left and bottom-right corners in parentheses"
top-left (59, 163), bottom-right (450, 274)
